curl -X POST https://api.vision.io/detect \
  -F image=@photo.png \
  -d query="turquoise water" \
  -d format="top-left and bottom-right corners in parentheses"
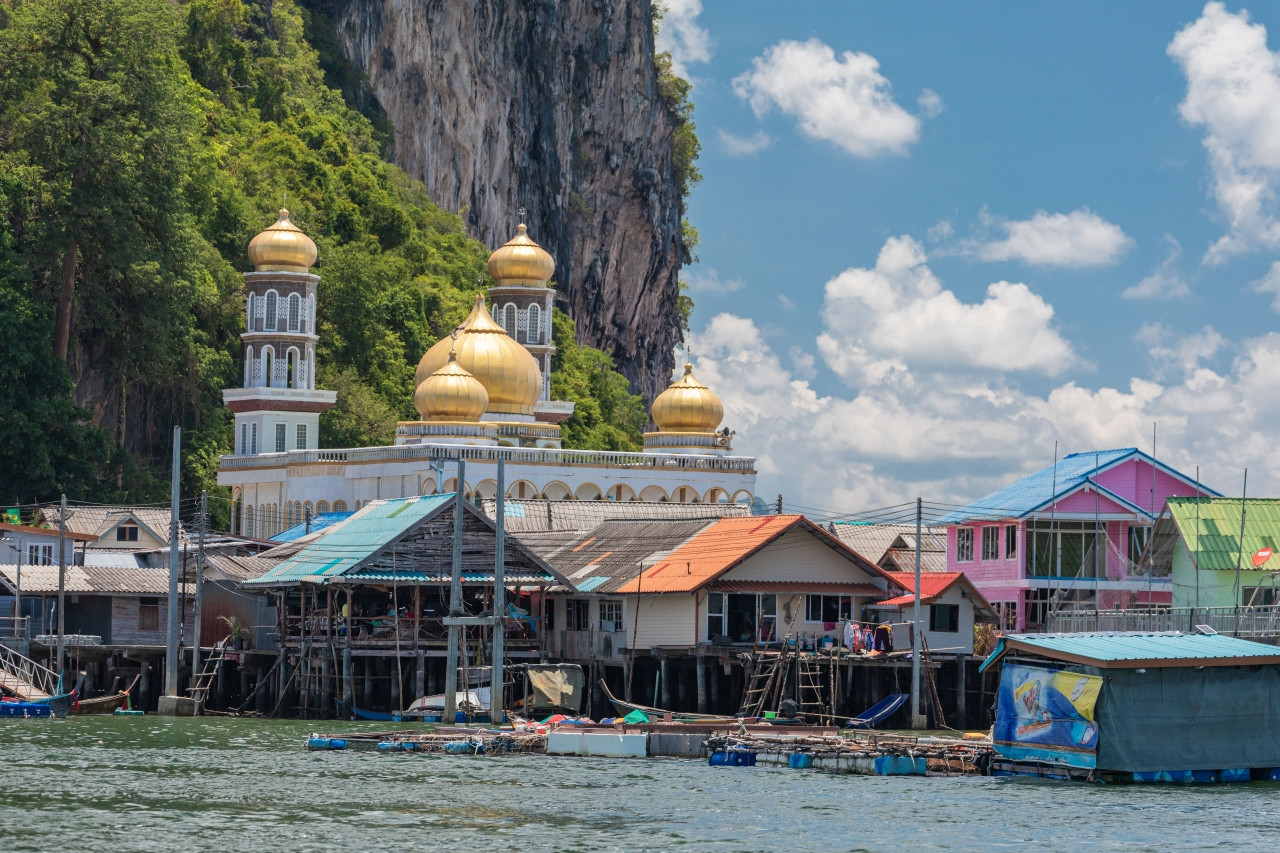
top-left (1, 717), bottom-right (1277, 852)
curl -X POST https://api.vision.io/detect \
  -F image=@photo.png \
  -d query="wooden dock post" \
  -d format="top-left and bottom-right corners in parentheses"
top-left (415, 651), bottom-right (425, 702)
top-left (660, 656), bottom-right (671, 710)
top-left (696, 653), bottom-right (707, 713)
top-left (955, 655), bottom-right (967, 729)
top-left (342, 645), bottom-right (353, 710)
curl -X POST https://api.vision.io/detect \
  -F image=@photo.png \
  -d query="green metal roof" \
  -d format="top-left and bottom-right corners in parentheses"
top-left (981, 631), bottom-right (1280, 671)
top-left (245, 495), bottom-right (453, 586)
top-left (1167, 497), bottom-right (1280, 571)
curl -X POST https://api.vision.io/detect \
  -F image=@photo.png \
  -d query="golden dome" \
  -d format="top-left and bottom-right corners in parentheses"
top-left (414, 350), bottom-right (489, 421)
top-left (414, 294), bottom-right (541, 415)
top-left (247, 208), bottom-right (317, 273)
top-left (651, 363), bottom-right (724, 432)
top-left (487, 223), bottom-right (555, 287)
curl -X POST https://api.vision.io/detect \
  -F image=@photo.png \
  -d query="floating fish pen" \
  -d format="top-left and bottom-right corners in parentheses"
top-left (306, 727), bottom-right (547, 755)
top-left (704, 732), bottom-right (992, 777)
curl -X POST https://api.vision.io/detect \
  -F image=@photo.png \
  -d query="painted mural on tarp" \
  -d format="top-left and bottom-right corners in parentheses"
top-left (994, 664), bottom-right (1103, 769)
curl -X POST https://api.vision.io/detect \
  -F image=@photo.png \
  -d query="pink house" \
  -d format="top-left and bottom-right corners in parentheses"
top-left (939, 449), bottom-right (1218, 630)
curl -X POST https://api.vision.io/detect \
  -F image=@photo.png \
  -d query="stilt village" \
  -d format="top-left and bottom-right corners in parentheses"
top-left (8, 211), bottom-right (1280, 784)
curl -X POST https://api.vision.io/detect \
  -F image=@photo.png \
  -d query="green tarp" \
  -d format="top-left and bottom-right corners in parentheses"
top-left (622, 709), bottom-right (651, 725)
top-left (1096, 664), bottom-right (1280, 772)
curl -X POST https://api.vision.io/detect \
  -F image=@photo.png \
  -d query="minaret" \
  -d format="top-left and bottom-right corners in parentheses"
top-left (485, 219), bottom-right (570, 423)
top-left (223, 208), bottom-right (336, 455)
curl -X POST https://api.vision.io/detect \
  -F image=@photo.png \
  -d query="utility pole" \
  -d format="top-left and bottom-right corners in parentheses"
top-left (776, 494), bottom-right (783, 515)
top-left (491, 459), bottom-right (506, 725)
top-left (165, 427), bottom-right (181, 698)
top-left (193, 490), bottom-right (207, 687)
top-left (911, 497), bottom-right (925, 729)
top-left (443, 459), bottom-right (465, 723)
top-left (56, 494), bottom-right (66, 675)
top-left (1233, 468), bottom-right (1244, 635)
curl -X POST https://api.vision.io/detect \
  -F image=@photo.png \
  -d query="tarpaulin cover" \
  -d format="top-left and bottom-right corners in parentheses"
top-left (525, 664), bottom-right (585, 713)
top-left (622, 709), bottom-right (650, 724)
top-left (994, 664), bottom-right (1102, 769)
top-left (1095, 665), bottom-right (1280, 772)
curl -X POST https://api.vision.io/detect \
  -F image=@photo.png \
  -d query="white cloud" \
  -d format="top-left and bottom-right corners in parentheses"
top-left (718, 129), bottom-right (773, 156)
top-left (917, 88), bottom-right (945, 119)
top-left (684, 268), bottom-right (744, 294)
top-left (681, 233), bottom-right (1280, 512)
top-left (777, 293), bottom-right (796, 310)
top-left (655, 0), bottom-right (712, 78)
top-left (926, 220), bottom-right (953, 242)
top-left (816, 235), bottom-right (1076, 383)
top-left (1251, 260), bottom-right (1280, 311)
top-left (1123, 235), bottom-right (1191, 299)
top-left (977, 209), bottom-right (1133, 268)
top-left (732, 39), bottom-right (924, 158)
top-left (1169, 3), bottom-right (1280, 263)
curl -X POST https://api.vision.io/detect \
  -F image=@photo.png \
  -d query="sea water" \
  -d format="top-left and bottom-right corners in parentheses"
top-left (0, 716), bottom-right (1276, 852)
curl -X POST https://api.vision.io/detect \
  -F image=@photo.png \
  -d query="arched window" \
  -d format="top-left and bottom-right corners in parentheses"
top-left (264, 291), bottom-right (278, 331)
top-left (287, 347), bottom-right (299, 388)
top-left (247, 293), bottom-right (256, 331)
top-left (288, 293), bottom-right (301, 332)
top-left (244, 346), bottom-right (253, 387)
top-left (527, 303), bottom-right (541, 344)
top-left (316, 500), bottom-right (330, 515)
top-left (262, 347), bottom-right (275, 388)
top-left (333, 500), bottom-right (348, 512)
top-left (245, 505), bottom-right (254, 538)
top-left (503, 303), bottom-right (517, 336)
top-left (301, 296), bottom-right (310, 334)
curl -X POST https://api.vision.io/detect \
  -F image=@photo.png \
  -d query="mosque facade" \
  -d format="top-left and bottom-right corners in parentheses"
top-left (219, 211), bottom-right (757, 538)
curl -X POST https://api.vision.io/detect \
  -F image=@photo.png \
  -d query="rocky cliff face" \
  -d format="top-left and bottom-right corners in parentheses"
top-left (327, 0), bottom-right (685, 401)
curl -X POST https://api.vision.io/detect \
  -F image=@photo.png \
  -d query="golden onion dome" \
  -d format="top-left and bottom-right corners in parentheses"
top-left (414, 350), bottom-right (489, 422)
top-left (247, 208), bottom-right (318, 273)
top-left (414, 294), bottom-right (541, 415)
top-left (651, 363), bottom-right (724, 432)
top-left (487, 223), bottom-right (555, 287)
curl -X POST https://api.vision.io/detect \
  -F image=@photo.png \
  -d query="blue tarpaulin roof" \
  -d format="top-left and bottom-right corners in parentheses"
top-left (270, 512), bottom-right (354, 543)
top-left (246, 495), bottom-right (453, 586)
top-left (981, 631), bottom-right (1280, 671)
top-left (938, 448), bottom-right (1219, 524)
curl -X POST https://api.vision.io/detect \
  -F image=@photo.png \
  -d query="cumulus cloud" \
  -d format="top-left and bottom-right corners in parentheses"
top-left (917, 88), bottom-right (945, 119)
top-left (977, 209), bottom-right (1134, 268)
top-left (1123, 235), bottom-right (1191, 299)
top-left (718, 129), bottom-right (773, 156)
top-left (1169, 3), bottom-right (1280, 263)
top-left (732, 39), bottom-right (924, 158)
top-left (655, 0), bottom-right (712, 78)
top-left (816, 235), bottom-right (1076, 384)
top-left (1251, 260), bottom-right (1280, 311)
top-left (684, 267), bottom-right (744, 294)
top-left (680, 232), bottom-right (1280, 512)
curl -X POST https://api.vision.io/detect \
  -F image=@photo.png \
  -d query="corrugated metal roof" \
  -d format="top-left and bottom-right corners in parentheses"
top-left (938, 449), bottom-right (1219, 524)
top-left (991, 631), bottom-right (1280, 669)
top-left (531, 519), bottom-right (714, 594)
top-left (341, 570), bottom-right (555, 585)
top-left (246, 496), bottom-right (452, 585)
top-left (270, 512), bottom-right (355, 543)
top-left (0, 564), bottom-right (192, 595)
top-left (478, 498), bottom-right (749, 533)
top-left (1166, 497), bottom-right (1280, 571)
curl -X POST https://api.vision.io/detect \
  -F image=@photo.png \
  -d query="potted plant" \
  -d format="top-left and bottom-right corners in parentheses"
top-left (218, 615), bottom-right (251, 650)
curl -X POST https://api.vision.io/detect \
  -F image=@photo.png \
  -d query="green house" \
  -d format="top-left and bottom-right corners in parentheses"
top-left (1150, 498), bottom-right (1280, 608)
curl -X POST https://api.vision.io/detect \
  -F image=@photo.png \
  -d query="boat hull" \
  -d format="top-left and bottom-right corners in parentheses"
top-left (0, 701), bottom-right (54, 718)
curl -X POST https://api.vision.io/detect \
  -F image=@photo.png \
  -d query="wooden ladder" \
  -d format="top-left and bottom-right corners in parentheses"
top-left (737, 653), bottom-right (781, 717)
top-left (920, 635), bottom-right (947, 729)
top-left (188, 637), bottom-right (230, 710)
top-left (795, 655), bottom-right (827, 717)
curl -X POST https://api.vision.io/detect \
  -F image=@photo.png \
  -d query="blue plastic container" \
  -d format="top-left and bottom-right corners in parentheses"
top-left (789, 753), bottom-right (814, 769)
top-left (306, 737), bottom-right (348, 751)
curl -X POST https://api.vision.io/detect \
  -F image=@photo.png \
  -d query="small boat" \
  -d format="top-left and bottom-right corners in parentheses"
top-left (598, 680), bottom-right (754, 724)
top-left (406, 687), bottom-right (490, 715)
top-left (71, 676), bottom-right (141, 716)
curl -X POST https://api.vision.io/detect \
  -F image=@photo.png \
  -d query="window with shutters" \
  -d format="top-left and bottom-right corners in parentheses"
top-left (240, 424), bottom-right (248, 455)
top-left (265, 291), bottom-right (277, 331)
top-left (526, 303), bottom-right (541, 343)
top-left (288, 293), bottom-right (301, 331)
top-left (296, 423), bottom-right (307, 449)
top-left (250, 424), bottom-right (258, 455)
top-left (503, 303), bottom-right (517, 336)
top-left (275, 423), bottom-right (286, 453)
top-left (138, 598), bottom-right (159, 631)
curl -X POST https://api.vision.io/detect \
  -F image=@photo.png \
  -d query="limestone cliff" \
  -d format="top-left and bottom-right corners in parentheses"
top-left (324, 0), bottom-right (686, 400)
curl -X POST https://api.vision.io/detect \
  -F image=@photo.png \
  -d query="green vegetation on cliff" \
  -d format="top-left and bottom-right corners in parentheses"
top-left (0, 0), bottom-right (646, 520)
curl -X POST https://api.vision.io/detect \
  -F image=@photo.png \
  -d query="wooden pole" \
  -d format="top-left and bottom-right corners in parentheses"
top-left (164, 429), bottom-right (181, 697)
top-left (444, 459), bottom-right (465, 722)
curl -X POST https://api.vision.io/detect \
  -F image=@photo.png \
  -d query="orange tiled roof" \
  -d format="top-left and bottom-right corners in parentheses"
top-left (614, 514), bottom-right (894, 594)
top-left (877, 571), bottom-right (970, 607)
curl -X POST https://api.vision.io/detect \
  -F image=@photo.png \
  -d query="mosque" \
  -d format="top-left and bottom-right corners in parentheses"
top-left (218, 210), bottom-right (758, 537)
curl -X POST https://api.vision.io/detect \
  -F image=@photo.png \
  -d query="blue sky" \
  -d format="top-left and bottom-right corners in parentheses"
top-left (656, 2), bottom-right (1280, 514)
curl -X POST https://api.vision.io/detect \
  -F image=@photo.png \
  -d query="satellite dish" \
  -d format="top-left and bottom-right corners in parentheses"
top-left (1253, 547), bottom-right (1273, 568)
